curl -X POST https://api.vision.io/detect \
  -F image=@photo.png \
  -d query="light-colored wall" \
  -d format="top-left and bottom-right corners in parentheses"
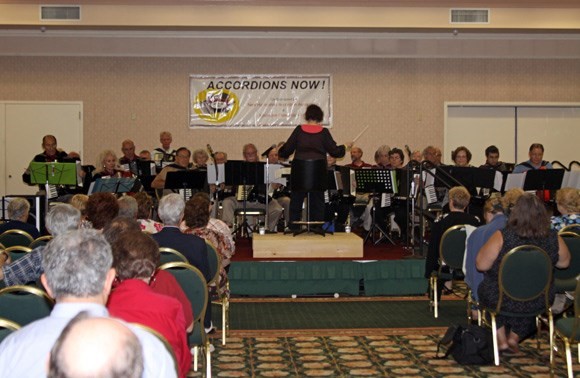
top-left (1, 56), bottom-right (579, 166)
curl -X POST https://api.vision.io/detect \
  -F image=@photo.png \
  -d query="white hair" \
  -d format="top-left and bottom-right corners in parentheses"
top-left (157, 193), bottom-right (184, 226)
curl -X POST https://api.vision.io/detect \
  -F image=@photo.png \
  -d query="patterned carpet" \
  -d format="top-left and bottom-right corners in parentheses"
top-left (189, 330), bottom-right (573, 377)
top-left (185, 295), bottom-right (576, 377)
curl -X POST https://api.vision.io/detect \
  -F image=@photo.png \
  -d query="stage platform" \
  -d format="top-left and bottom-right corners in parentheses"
top-left (229, 233), bottom-right (428, 297)
top-left (252, 232), bottom-right (363, 259)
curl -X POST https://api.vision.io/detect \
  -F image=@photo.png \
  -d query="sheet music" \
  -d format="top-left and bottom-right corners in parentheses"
top-left (178, 189), bottom-right (193, 201)
top-left (206, 163), bottom-right (225, 184)
top-left (562, 171), bottom-right (580, 189)
top-left (265, 164), bottom-right (288, 186)
top-left (423, 169), bottom-right (435, 187)
top-left (493, 171), bottom-right (503, 191)
top-left (349, 169), bottom-right (356, 196)
top-left (504, 172), bottom-right (526, 191)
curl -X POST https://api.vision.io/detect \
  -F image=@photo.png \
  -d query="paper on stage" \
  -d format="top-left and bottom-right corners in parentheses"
top-left (504, 172), bottom-right (526, 191)
top-left (265, 164), bottom-right (289, 186)
top-left (562, 171), bottom-right (580, 189)
top-left (207, 163), bottom-right (225, 184)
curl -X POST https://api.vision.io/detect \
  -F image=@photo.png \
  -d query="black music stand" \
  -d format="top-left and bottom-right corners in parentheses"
top-left (165, 170), bottom-right (207, 202)
top-left (290, 159), bottom-right (328, 236)
top-left (523, 169), bottom-right (565, 192)
top-left (355, 169), bottom-right (397, 245)
top-left (90, 177), bottom-right (136, 195)
top-left (225, 161), bottom-right (265, 237)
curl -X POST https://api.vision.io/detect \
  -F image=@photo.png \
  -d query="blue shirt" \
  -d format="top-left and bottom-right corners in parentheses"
top-left (465, 213), bottom-right (507, 301)
top-left (513, 159), bottom-right (553, 173)
top-left (0, 302), bottom-right (177, 378)
top-left (1, 247), bottom-right (44, 287)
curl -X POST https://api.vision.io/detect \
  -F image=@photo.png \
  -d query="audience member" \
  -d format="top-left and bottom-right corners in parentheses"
top-left (0, 204), bottom-right (81, 286)
top-left (86, 192), bottom-right (119, 230)
top-left (48, 312), bottom-right (143, 378)
top-left (106, 230), bottom-right (190, 378)
top-left (183, 193), bottom-right (232, 298)
top-left (134, 192), bottom-right (163, 234)
top-left (464, 189), bottom-right (524, 306)
top-left (0, 229), bottom-right (177, 377)
top-left (477, 193), bottom-right (570, 354)
top-left (0, 197), bottom-right (40, 239)
top-left (117, 195), bottom-right (138, 219)
top-left (424, 186), bottom-right (480, 292)
top-left (551, 187), bottom-right (580, 231)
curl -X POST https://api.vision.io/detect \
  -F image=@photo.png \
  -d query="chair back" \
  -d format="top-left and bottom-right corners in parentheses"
top-left (158, 262), bottom-right (208, 347)
top-left (5, 246), bottom-right (33, 262)
top-left (0, 317), bottom-right (21, 344)
top-left (497, 245), bottom-right (553, 313)
top-left (560, 224), bottom-right (580, 237)
top-left (205, 241), bottom-right (221, 286)
top-left (439, 225), bottom-right (467, 271)
top-left (291, 159), bottom-right (327, 192)
top-left (158, 247), bottom-right (188, 266)
top-left (554, 237), bottom-right (580, 292)
top-left (0, 230), bottom-right (34, 248)
top-left (0, 285), bottom-right (54, 326)
top-left (29, 235), bottom-right (53, 250)
top-left (132, 323), bottom-right (179, 375)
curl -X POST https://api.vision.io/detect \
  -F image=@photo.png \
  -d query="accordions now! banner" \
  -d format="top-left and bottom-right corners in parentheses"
top-left (189, 74), bottom-right (332, 128)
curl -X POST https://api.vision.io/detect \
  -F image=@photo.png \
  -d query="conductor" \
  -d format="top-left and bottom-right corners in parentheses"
top-left (278, 104), bottom-right (353, 232)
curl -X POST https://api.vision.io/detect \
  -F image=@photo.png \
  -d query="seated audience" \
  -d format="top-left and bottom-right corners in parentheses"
top-left (0, 197), bottom-right (40, 239)
top-left (107, 230), bottom-right (191, 378)
top-left (134, 192), bottom-right (163, 233)
top-left (69, 193), bottom-right (90, 228)
top-left (102, 216), bottom-right (193, 333)
top-left (0, 204), bottom-right (81, 286)
top-left (48, 313), bottom-right (143, 378)
top-left (464, 189), bottom-right (524, 307)
top-left (118, 195), bottom-right (138, 219)
top-left (86, 192), bottom-right (120, 230)
top-left (183, 193), bottom-right (232, 298)
top-left (477, 193), bottom-right (570, 354)
top-left (0, 229), bottom-right (176, 377)
top-left (551, 187), bottom-right (580, 231)
top-left (424, 186), bottom-right (480, 291)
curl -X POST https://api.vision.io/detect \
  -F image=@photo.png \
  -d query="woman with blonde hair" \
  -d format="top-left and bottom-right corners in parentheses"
top-left (92, 149), bottom-right (121, 181)
top-left (551, 187), bottom-right (580, 231)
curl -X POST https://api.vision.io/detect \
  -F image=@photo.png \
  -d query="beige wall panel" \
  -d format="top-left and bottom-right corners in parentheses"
top-left (0, 56), bottom-right (579, 167)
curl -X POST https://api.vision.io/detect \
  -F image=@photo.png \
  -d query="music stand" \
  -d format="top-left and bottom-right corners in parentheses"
top-left (89, 177), bottom-right (137, 195)
top-left (523, 168), bottom-right (565, 197)
top-left (165, 170), bottom-right (207, 202)
top-left (355, 169), bottom-right (397, 245)
top-left (225, 161), bottom-right (265, 237)
top-left (29, 162), bottom-right (78, 214)
top-left (290, 159), bottom-right (327, 236)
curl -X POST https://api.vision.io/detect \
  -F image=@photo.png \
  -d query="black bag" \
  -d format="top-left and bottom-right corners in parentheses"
top-left (436, 324), bottom-right (493, 365)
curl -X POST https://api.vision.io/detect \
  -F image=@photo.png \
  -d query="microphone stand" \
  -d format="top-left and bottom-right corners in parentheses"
top-left (264, 156), bottom-right (270, 232)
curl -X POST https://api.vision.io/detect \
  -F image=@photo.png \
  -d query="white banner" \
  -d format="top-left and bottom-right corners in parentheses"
top-left (189, 75), bottom-right (332, 128)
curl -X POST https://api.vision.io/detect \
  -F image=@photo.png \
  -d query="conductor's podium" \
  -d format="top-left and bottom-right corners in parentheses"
top-left (252, 232), bottom-right (363, 259)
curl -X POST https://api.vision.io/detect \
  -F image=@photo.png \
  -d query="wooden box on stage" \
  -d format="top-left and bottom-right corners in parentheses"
top-left (252, 232), bottom-right (363, 259)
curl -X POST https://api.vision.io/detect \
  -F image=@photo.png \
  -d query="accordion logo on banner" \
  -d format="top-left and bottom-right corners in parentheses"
top-left (190, 75), bottom-right (332, 128)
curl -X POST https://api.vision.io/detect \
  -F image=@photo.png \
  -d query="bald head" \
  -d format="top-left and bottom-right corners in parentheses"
top-left (49, 313), bottom-right (143, 378)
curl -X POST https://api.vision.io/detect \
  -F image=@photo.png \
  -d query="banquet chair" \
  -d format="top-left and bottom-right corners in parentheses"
top-left (29, 235), bottom-right (53, 250)
top-left (132, 323), bottom-right (179, 375)
top-left (560, 224), bottom-right (580, 237)
top-left (206, 241), bottom-right (229, 345)
top-left (479, 245), bottom-right (553, 366)
top-left (0, 285), bottom-right (54, 326)
top-left (554, 236), bottom-right (580, 293)
top-left (551, 277), bottom-right (580, 378)
top-left (0, 229), bottom-right (34, 248)
top-left (0, 317), bottom-right (21, 344)
top-left (429, 224), bottom-right (467, 319)
top-left (159, 262), bottom-right (211, 377)
top-left (4, 246), bottom-right (33, 262)
top-left (158, 247), bottom-right (188, 266)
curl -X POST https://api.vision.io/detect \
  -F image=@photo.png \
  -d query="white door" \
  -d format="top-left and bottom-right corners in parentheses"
top-left (1, 102), bottom-right (83, 197)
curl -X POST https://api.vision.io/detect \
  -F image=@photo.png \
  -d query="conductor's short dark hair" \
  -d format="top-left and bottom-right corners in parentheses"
top-left (304, 104), bottom-right (324, 123)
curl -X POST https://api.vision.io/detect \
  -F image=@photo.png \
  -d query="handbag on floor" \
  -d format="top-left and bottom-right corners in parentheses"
top-left (436, 324), bottom-right (493, 365)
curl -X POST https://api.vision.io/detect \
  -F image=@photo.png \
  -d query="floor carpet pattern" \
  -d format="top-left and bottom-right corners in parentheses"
top-left (190, 330), bottom-right (574, 377)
